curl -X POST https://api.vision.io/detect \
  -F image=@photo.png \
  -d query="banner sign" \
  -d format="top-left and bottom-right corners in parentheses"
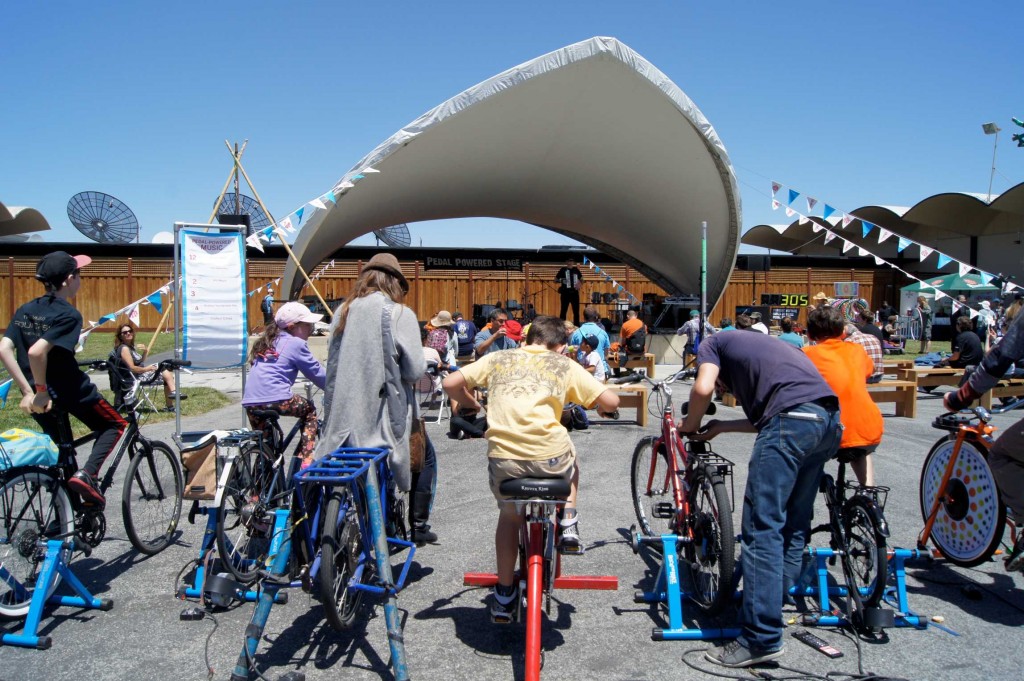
top-left (422, 255), bottom-right (523, 271)
top-left (180, 229), bottom-right (247, 368)
top-left (834, 281), bottom-right (860, 298)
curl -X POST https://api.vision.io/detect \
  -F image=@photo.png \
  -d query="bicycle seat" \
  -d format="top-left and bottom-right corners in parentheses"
top-left (932, 413), bottom-right (974, 432)
top-left (249, 409), bottom-right (282, 422)
top-left (500, 477), bottom-right (571, 500)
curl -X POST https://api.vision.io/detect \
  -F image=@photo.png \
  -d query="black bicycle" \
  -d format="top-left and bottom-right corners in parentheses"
top-left (807, 454), bottom-right (890, 632)
top-left (0, 359), bottom-right (187, 618)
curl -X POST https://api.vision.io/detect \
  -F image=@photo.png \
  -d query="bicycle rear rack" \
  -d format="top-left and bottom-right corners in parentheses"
top-left (231, 447), bottom-right (414, 681)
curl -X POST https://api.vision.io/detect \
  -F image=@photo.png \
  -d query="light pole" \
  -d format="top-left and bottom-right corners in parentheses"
top-left (982, 122), bottom-right (1001, 203)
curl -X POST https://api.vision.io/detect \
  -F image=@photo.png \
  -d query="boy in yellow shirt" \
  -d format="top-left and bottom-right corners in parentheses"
top-left (443, 315), bottom-right (619, 621)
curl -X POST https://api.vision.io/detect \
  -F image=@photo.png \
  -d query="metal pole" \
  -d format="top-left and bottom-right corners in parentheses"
top-left (697, 221), bottom-right (707, 353)
top-left (987, 130), bottom-right (999, 203)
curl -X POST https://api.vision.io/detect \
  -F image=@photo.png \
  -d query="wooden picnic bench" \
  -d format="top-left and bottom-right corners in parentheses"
top-left (896, 365), bottom-right (1024, 410)
top-left (607, 352), bottom-right (656, 378)
top-left (602, 383), bottom-right (648, 427)
top-left (721, 376), bottom-right (918, 418)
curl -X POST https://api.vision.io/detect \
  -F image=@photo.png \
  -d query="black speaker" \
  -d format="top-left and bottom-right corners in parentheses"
top-left (217, 213), bottom-right (253, 235)
top-left (746, 255), bottom-right (771, 272)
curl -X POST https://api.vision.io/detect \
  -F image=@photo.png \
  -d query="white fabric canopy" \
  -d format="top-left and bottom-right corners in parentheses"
top-left (285, 36), bottom-right (741, 304)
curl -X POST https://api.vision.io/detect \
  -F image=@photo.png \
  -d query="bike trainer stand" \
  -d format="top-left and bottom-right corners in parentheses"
top-left (790, 546), bottom-right (927, 630)
top-left (176, 505), bottom-right (284, 605)
top-left (0, 538), bottom-right (112, 650)
top-left (632, 532), bottom-right (927, 641)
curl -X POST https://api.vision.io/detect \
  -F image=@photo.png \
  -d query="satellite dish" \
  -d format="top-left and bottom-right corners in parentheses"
top-left (67, 191), bottom-right (140, 244)
top-left (151, 231), bottom-right (174, 244)
top-left (212, 193), bottom-right (271, 234)
top-left (373, 224), bottom-right (411, 248)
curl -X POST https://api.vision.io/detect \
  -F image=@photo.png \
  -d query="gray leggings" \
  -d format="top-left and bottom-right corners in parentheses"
top-left (990, 418), bottom-right (1024, 525)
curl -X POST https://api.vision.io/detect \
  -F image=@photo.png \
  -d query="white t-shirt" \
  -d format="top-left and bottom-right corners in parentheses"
top-left (583, 349), bottom-right (606, 382)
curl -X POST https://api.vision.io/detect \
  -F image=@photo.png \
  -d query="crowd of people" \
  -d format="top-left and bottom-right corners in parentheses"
top-left (6, 250), bottom-right (1024, 672)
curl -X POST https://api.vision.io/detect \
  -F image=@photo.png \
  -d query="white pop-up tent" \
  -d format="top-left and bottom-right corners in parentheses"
top-left (285, 36), bottom-right (741, 305)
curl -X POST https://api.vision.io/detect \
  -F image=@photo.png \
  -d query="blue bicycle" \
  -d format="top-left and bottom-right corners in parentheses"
top-left (231, 447), bottom-right (416, 681)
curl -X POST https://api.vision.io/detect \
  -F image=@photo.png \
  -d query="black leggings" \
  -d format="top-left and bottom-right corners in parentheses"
top-left (34, 377), bottom-right (127, 477)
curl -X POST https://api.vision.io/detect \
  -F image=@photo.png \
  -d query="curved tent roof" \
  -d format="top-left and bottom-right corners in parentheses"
top-left (0, 200), bottom-right (51, 239)
top-left (284, 36), bottom-right (741, 306)
top-left (744, 182), bottom-right (1024, 262)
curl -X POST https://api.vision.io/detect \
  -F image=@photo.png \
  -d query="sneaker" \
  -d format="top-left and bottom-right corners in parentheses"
top-left (1006, 534), bottom-right (1024, 572)
top-left (705, 640), bottom-right (784, 668)
top-left (560, 516), bottom-right (584, 555)
top-left (167, 393), bottom-right (188, 400)
top-left (68, 470), bottom-right (106, 507)
top-left (490, 583), bottom-right (518, 623)
top-left (609, 409), bottom-right (620, 420)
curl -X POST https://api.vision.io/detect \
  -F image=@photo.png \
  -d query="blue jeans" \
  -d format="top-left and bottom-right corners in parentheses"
top-left (738, 400), bottom-right (841, 652)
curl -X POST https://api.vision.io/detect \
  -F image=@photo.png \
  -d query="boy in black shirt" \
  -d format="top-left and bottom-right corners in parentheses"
top-left (0, 251), bottom-right (126, 506)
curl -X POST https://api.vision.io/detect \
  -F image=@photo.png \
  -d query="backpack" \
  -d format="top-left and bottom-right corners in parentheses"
top-left (426, 327), bottom-right (449, 357)
top-left (261, 294), bottom-right (273, 315)
top-left (625, 326), bottom-right (646, 355)
top-left (560, 403), bottom-right (589, 431)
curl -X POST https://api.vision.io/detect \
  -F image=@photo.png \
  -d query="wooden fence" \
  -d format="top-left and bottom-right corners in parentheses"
top-left (2, 255), bottom-right (904, 333)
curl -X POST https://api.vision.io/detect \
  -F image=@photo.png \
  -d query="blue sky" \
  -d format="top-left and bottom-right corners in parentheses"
top-left (2, 1), bottom-right (1021, 250)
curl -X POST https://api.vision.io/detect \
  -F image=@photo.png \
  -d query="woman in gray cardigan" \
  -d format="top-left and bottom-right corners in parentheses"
top-left (317, 253), bottom-right (436, 543)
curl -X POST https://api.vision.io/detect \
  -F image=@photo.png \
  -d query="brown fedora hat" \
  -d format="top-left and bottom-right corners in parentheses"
top-left (364, 253), bottom-right (408, 290)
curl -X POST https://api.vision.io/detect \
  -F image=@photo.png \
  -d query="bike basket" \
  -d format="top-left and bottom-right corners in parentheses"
top-left (0, 428), bottom-right (59, 471)
top-left (847, 482), bottom-right (890, 511)
top-left (294, 447), bottom-right (389, 489)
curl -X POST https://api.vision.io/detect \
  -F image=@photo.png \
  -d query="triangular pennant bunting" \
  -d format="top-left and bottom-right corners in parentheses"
top-left (877, 228), bottom-right (892, 243)
top-left (842, 214), bottom-right (854, 228)
top-left (919, 246), bottom-right (934, 261)
top-left (862, 221), bottom-right (874, 238)
top-left (811, 223), bottom-right (823, 233)
top-left (958, 262), bottom-right (971, 276)
top-left (824, 232), bottom-right (836, 244)
top-left (897, 237), bottom-right (911, 252)
top-left (772, 199), bottom-right (781, 211)
top-left (787, 189), bottom-right (799, 205)
top-left (936, 253), bottom-right (952, 269)
top-left (823, 205), bottom-right (836, 221)
top-left (842, 239), bottom-right (855, 253)
top-left (798, 215), bottom-right (810, 225)
top-left (806, 197), bottom-right (818, 213)
top-left (147, 291), bottom-right (163, 314)
top-left (785, 207), bottom-right (795, 217)
top-left (771, 181), bottom-right (781, 196)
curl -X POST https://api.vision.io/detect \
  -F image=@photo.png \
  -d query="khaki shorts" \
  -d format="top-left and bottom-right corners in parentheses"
top-left (488, 442), bottom-right (577, 503)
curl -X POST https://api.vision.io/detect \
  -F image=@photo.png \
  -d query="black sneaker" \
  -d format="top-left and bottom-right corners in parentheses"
top-left (1006, 533), bottom-right (1024, 572)
top-left (705, 640), bottom-right (784, 668)
top-left (490, 583), bottom-right (518, 624)
top-left (68, 470), bottom-right (106, 507)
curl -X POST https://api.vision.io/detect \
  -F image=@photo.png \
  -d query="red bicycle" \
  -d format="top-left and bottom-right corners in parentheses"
top-left (618, 369), bottom-right (737, 615)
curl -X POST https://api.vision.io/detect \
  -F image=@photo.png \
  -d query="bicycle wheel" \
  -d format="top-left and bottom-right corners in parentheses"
top-left (320, 490), bottom-right (365, 631)
top-left (919, 436), bottom-right (1005, 567)
top-left (122, 439), bottom-right (183, 555)
top-left (631, 436), bottom-right (674, 537)
top-left (842, 495), bottom-right (888, 609)
top-left (684, 464), bottom-right (736, 615)
top-left (0, 470), bottom-right (75, 618)
top-left (216, 449), bottom-right (275, 583)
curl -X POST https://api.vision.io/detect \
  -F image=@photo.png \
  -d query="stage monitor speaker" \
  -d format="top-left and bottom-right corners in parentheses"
top-left (217, 213), bottom-right (253, 235)
top-left (746, 255), bottom-right (771, 272)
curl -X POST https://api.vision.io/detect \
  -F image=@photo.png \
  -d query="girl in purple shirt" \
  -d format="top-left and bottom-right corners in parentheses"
top-left (242, 302), bottom-right (327, 466)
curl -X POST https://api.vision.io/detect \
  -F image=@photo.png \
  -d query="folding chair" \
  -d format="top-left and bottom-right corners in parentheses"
top-left (416, 360), bottom-right (450, 424)
top-left (107, 349), bottom-right (163, 413)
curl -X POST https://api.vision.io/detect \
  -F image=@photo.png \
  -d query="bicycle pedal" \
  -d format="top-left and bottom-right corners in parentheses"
top-left (559, 544), bottom-right (586, 555)
top-left (491, 612), bottom-right (516, 625)
top-left (652, 502), bottom-right (675, 519)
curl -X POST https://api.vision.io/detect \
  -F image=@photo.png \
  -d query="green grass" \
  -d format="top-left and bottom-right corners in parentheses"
top-left (0, 387), bottom-right (233, 438)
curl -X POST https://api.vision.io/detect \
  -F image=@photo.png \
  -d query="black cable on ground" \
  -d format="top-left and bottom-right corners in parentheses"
top-left (201, 610), bottom-right (219, 680)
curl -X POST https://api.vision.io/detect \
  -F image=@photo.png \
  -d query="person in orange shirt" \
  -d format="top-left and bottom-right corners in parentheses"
top-left (803, 306), bottom-right (883, 486)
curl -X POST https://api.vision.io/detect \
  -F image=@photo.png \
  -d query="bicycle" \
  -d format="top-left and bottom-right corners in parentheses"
top-left (463, 477), bottom-right (618, 681)
top-left (231, 447), bottom-right (416, 681)
top-left (620, 369), bottom-right (737, 616)
top-left (918, 397), bottom-right (1024, 566)
top-left (0, 358), bottom-right (187, 618)
top-left (803, 452), bottom-right (891, 632)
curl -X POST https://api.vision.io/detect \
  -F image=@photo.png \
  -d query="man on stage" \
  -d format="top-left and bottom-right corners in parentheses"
top-left (555, 258), bottom-right (583, 326)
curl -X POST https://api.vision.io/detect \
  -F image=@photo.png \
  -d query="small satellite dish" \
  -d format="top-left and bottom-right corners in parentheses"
top-left (213, 193), bottom-right (271, 235)
top-left (373, 224), bottom-right (411, 248)
top-left (67, 191), bottom-right (140, 244)
top-left (151, 231), bottom-right (174, 244)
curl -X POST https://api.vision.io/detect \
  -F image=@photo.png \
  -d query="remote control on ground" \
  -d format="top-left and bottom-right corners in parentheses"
top-left (791, 629), bottom-right (843, 658)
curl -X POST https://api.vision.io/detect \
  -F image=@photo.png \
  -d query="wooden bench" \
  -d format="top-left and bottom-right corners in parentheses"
top-left (867, 379), bottom-right (918, 418)
top-left (896, 365), bottom-right (1024, 410)
top-left (984, 377), bottom-right (1024, 408)
top-left (611, 384), bottom-right (648, 427)
top-left (723, 378), bottom-right (918, 419)
top-left (607, 352), bottom-right (656, 378)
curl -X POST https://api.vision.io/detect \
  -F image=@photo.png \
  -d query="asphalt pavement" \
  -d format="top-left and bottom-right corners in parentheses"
top-left (1, 364), bottom-right (1022, 681)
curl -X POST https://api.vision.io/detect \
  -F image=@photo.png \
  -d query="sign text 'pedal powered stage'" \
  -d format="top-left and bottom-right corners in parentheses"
top-left (422, 256), bottom-right (523, 271)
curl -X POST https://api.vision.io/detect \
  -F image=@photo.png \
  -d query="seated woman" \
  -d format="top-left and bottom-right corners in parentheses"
top-left (242, 302), bottom-right (327, 467)
top-left (113, 323), bottom-right (182, 411)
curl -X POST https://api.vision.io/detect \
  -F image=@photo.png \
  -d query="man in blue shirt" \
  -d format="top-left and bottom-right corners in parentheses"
top-left (679, 330), bottom-right (840, 668)
top-left (474, 309), bottom-right (518, 357)
top-left (453, 311), bottom-right (477, 359)
top-left (569, 306), bottom-right (610, 375)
